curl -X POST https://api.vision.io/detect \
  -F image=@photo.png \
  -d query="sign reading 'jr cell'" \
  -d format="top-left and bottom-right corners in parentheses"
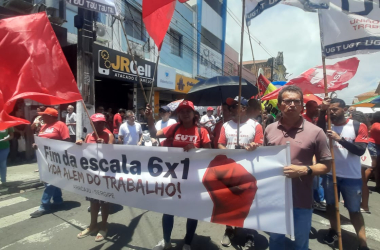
top-left (93, 44), bottom-right (156, 86)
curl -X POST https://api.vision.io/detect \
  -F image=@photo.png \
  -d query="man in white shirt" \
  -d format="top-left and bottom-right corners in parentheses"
top-left (65, 105), bottom-right (77, 142)
top-left (155, 106), bottom-right (176, 145)
top-left (118, 110), bottom-right (142, 145)
top-left (200, 107), bottom-right (216, 131)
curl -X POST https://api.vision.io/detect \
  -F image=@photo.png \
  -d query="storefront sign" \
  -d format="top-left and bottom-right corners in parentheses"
top-left (157, 65), bottom-right (176, 90)
top-left (66, 0), bottom-right (118, 15)
top-left (199, 43), bottom-right (223, 78)
top-left (93, 44), bottom-right (155, 86)
top-left (175, 74), bottom-right (198, 93)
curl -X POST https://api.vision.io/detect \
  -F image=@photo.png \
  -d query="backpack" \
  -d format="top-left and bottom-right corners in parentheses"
top-left (162, 124), bottom-right (203, 147)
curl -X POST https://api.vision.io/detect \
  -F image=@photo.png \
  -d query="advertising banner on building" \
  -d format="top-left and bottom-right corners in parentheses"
top-left (175, 74), bottom-right (199, 93)
top-left (319, 0), bottom-right (380, 59)
top-left (157, 65), bottom-right (176, 90)
top-left (199, 44), bottom-right (223, 78)
top-left (93, 43), bottom-right (156, 86)
top-left (66, 0), bottom-right (118, 15)
top-left (35, 136), bottom-right (294, 236)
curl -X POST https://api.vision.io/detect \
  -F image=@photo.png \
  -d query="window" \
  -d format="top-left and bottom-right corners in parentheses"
top-left (124, 3), bottom-right (147, 42)
top-left (169, 29), bottom-right (183, 57)
top-left (227, 62), bottom-right (233, 75)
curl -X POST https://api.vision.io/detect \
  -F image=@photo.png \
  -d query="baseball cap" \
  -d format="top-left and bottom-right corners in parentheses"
top-left (176, 100), bottom-right (195, 112)
top-left (207, 107), bottom-right (214, 111)
top-left (38, 107), bottom-right (58, 117)
top-left (226, 96), bottom-right (249, 106)
top-left (159, 106), bottom-right (171, 112)
top-left (90, 113), bottom-right (106, 122)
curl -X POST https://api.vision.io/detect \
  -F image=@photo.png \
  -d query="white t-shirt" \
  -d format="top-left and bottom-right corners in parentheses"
top-left (200, 115), bottom-right (216, 131)
top-left (218, 119), bottom-right (263, 149)
top-left (119, 122), bottom-right (142, 145)
top-left (330, 119), bottom-right (368, 179)
top-left (155, 118), bottom-right (177, 144)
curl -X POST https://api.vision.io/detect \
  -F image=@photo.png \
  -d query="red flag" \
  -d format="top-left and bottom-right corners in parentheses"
top-left (143, 0), bottom-right (188, 51)
top-left (0, 12), bottom-right (82, 130)
top-left (262, 57), bottom-right (359, 101)
top-left (257, 74), bottom-right (270, 96)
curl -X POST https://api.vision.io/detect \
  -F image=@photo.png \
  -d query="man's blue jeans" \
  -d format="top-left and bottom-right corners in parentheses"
top-left (39, 183), bottom-right (63, 211)
top-left (313, 175), bottom-right (325, 202)
top-left (269, 208), bottom-right (313, 250)
top-left (0, 147), bottom-right (10, 183)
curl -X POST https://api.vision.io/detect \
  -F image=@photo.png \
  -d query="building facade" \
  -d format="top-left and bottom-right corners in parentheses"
top-left (224, 43), bottom-right (256, 84)
top-left (243, 52), bottom-right (287, 82)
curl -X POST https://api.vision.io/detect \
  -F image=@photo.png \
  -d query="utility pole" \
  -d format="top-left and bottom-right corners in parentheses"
top-left (270, 57), bottom-right (274, 82)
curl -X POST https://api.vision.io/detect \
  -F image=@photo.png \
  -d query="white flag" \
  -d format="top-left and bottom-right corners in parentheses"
top-left (319, 0), bottom-right (380, 59)
top-left (66, 0), bottom-right (118, 15)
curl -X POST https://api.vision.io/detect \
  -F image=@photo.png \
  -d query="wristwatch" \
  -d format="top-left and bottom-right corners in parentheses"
top-left (306, 166), bottom-right (313, 176)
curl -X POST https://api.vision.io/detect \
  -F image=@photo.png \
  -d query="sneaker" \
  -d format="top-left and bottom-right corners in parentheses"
top-left (30, 210), bottom-right (46, 218)
top-left (323, 229), bottom-right (338, 245)
top-left (182, 244), bottom-right (191, 250)
top-left (152, 239), bottom-right (171, 250)
top-left (221, 227), bottom-right (234, 247)
top-left (314, 201), bottom-right (327, 212)
top-left (243, 238), bottom-right (255, 250)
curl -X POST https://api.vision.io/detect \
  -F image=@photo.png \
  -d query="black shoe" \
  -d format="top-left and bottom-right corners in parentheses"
top-left (243, 237), bottom-right (255, 250)
top-left (30, 210), bottom-right (46, 218)
top-left (357, 246), bottom-right (370, 250)
top-left (323, 229), bottom-right (338, 245)
top-left (221, 227), bottom-right (234, 247)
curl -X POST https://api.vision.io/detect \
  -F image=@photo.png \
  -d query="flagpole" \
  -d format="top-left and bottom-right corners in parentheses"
top-left (318, 10), bottom-right (343, 250)
top-left (236, 0), bottom-right (246, 148)
top-left (118, 19), bottom-right (149, 104)
top-left (147, 51), bottom-right (161, 110)
top-left (246, 23), bottom-right (260, 99)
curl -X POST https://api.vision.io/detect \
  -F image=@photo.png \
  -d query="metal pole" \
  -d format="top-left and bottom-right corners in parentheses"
top-left (318, 10), bottom-right (343, 250)
top-left (236, 0), bottom-right (246, 147)
top-left (118, 19), bottom-right (149, 104)
top-left (148, 51), bottom-right (161, 107)
top-left (246, 23), bottom-right (260, 99)
top-left (76, 8), bottom-right (84, 141)
top-left (270, 57), bottom-right (274, 82)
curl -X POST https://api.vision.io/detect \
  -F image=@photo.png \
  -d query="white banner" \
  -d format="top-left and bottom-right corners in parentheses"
top-left (35, 136), bottom-right (294, 236)
top-left (66, 0), bottom-right (118, 15)
top-left (319, 0), bottom-right (380, 58)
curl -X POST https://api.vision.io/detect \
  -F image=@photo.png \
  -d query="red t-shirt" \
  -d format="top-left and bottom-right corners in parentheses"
top-left (85, 129), bottom-right (111, 144)
top-left (162, 123), bottom-right (211, 148)
top-left (302, 114), bottom-right (318, 124)
top-left (369, 122), bottom-right (380, 144)
top-left (113, 113), bottom-right (123, 134)
top-left (38, 121), bottom-right (70, 140)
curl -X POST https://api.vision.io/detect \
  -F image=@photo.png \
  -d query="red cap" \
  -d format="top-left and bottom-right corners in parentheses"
top-left (176, 100), bottom-right (195, 112)
top-left (90, 113), bottom-right (106, 122)
top-left (207, 107), bottom-right (214, 111)
top-left (38, 107), bottom-right (58, 117)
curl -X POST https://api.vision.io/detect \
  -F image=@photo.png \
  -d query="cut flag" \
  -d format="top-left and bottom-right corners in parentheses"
top-left (262, 57), bottom-right (359, 101)
top-left (143, 0), bottom-right (188, 50)
top-left (0, 12), bottom-right (82, 130)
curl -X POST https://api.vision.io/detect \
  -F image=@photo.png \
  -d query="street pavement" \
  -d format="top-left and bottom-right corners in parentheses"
top-left (0, 164), bottom-right (379, 250)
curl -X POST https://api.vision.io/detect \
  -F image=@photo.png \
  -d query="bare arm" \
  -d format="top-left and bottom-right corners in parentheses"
top-left (284, 160), bottom-right (331, 178)
top-left (218, 143), bottom-right (227, 149)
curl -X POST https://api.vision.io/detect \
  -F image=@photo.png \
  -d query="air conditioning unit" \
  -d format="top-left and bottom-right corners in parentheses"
top-left (130, 42), bottom-right (144, 58)
top-left (95, 22), bottom-right (113, 47)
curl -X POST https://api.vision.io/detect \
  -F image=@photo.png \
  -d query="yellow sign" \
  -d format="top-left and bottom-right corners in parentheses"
top-left (175, 74), bottom-right (198, 93)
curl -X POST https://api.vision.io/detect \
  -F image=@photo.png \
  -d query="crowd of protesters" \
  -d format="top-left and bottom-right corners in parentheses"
top-left (1, 85), bottom-right (379, 250)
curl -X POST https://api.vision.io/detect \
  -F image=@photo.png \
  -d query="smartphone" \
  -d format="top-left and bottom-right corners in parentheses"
top-left (98, 50), bottom-right (110, 75)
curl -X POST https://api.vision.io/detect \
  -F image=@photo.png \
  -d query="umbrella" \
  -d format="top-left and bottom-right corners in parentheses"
top-left (185, 76), bottom-right (258, 106)
top-left (352, 95), bottom-right (380, 108)
top-left (167, 99), bottom-right (183, 111)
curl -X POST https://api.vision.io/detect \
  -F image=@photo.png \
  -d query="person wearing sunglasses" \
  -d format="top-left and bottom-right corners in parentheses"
top-left (264, 86), bottom-right (332, 250)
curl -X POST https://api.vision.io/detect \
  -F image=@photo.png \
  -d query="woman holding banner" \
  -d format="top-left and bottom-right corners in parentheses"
top-left (146, 100), bottom-right (211, 250)
top-left (30, 107), bottom-right (70, 218)
top-left (76, 113), bottom-right (114, 242)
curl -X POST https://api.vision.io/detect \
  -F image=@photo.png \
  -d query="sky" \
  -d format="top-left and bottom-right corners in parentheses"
top-left (225, 3), bottom-right (380, 104)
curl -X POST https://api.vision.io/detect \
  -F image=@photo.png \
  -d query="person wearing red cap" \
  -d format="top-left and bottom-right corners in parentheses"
top-left (76, 113), bottom-right (114, 242)
top-left (30, 107), bottom-right (70, 218)
top-left (200, 107), bottom-right (216, 131)
top-left (145, 100), bottom-right (211, 250)
top-left (217, 96), bottom-right (263, 249)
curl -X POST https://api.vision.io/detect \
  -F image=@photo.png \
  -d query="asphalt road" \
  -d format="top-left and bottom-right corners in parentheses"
top-left (0, 182), bottom-right (379, 250)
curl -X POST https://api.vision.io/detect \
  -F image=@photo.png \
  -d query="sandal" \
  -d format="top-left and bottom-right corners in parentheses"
top-left (360, 208), bottom-right (371, 214)
top-left (77, 227), bottom-right (98, 239)
top-left (95, 229), bottom-right (108, 242)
